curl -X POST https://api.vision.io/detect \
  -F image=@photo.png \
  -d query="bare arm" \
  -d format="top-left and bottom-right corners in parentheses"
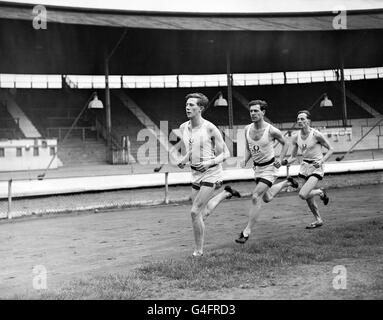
top-left (286, 134), bottom-right (298, 165)
top-left (241, 125), bottom-right (252, 168)
top-left (208, 125), bottom-right (229, 165)
top-left (270, 126), bottom-right (288, 167)
top-left (314, 131), bottom-right (334, 166)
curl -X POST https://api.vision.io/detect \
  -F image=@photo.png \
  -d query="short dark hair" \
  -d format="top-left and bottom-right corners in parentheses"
top-left (248, 100), bottom-right (267, 111)
top-left (297, 110), bottom-right (311, 119)
top-left (185, 93), bottom-right (209, 108)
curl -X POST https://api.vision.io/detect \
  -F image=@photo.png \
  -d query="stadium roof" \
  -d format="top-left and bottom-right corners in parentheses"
top-left (0, 1), bottom-right (382, 75)
top-left (2, 0), bottom-right (383, 14)
top-left (1, 1), bottom-right (383, 30)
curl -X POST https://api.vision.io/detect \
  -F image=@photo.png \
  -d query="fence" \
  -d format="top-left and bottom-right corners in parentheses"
top-left (46, 126), bottom-right (96, 141)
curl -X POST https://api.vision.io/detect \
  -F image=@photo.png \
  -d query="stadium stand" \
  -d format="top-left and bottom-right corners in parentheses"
top-left (115, 82), bottom-right (375, 133)
top-left (1, 78), bottom-right (380, 167)
top-left (346, 79), bottom-right (383, 115)
top-left (235, 82), bottom-right (374, 124)
top-left (104, 93), bottom-right (146, 162)
top-left (12, 89), bottom-right (95, 137)
top-left (0, 97), bottom-right (23, 140)
top-left (57, 138), bottom-right (107, 166)
top-left (10, 89), bottom-right (108, 165)
top-left (122, 87), bottom-right (249, 129)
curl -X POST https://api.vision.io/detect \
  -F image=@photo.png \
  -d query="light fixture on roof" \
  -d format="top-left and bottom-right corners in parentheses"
top-left (88, 92), bottom-right (104, 109)
top-left (214, 92), bottom-right (228, 107)
top-left (320, 93), bottom-right (333, 107)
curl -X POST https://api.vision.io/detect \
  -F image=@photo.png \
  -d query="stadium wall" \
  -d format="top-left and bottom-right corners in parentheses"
top-left (0, 139), bottom-right (59, 171)
top-left (0, 159), bottom-right (382, 199)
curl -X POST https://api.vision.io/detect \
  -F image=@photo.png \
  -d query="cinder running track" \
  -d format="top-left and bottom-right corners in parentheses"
top-left (0, 184), bottom-right (382, 297)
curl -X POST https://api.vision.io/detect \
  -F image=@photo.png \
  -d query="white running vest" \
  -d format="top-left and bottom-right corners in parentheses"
top-left (246, 123), bottom-right (275, 164)
top-left (181, 120), bottom-right (217, 165)
top-left (297, 128), bottom-right (323, 161)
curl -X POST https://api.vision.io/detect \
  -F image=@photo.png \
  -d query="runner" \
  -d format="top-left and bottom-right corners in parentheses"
top-left (235, 100), bottom-right (298, 244)
top-left (177, 93), bottom-right (241, 256)
top-left (284, 110), bottom-right (333, 229)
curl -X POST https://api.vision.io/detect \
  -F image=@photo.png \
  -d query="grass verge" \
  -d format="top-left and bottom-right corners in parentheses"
top-left (14, 218), bottom-right (383, 299)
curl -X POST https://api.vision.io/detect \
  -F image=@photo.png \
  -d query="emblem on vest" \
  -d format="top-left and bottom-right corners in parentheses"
top-left (252, 145), bottom-right (260, 154)
top-left (301, 144), bottom-right (307, 152)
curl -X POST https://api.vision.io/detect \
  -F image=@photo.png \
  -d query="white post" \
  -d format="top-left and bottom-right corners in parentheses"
top-left (164, 172), bottom-right (169, 204)
top-left (7, 179), bottom-right (12, 219)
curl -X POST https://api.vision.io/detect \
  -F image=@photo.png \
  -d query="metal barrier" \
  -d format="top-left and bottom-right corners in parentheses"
top-left (46, 126), bottom-right (95, 141)
top-left (361, 124), bottom-right (383, 136)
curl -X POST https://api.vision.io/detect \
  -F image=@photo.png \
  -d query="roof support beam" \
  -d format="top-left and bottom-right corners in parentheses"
top-left (105, 29), bottom-right (128, 156)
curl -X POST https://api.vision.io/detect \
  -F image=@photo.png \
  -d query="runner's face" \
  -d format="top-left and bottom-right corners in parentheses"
top-left (185, 98), bottom-right (202, 119)
top-left (297, 113), bottom-right (310, 128)
top-left (249, 105), bottom-right (264, 122)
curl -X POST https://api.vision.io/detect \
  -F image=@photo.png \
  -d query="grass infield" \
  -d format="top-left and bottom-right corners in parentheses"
top-left (15, 218), bottom-right (383, 299)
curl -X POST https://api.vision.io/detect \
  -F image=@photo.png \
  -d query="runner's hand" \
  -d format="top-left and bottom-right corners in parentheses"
top-left (192, 161), bottom-right (210, 172)
top-left (177, 152), bottom-right (190, 169)
top-left (177, 162), bottom-right (186, 169)
top-left (273, 160), bottom-right (281, 168)
top-left (239, 160), bottom-right (247, 168)
top-left (313, 160), bottom-right (322, 168)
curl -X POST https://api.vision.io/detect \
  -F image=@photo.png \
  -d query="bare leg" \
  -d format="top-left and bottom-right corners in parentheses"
top-left (262, 180), bottom-right (289, 203)
top-left (299, 176), bottom-right (325, 227)
top-left (190, 186), bottom-right (217, 255)
top-left (299, 176), bottom-right (320, 200)
top-left (299, 176), bottom-right (326, 200)
top-left (242, 182), bottom-right (269, 237)
top-left (304, 188), bottom-right (323, 199)
top-left (306, 197), bottom-right (322, 222)
top-left (202, 189), bottom-right (231, 221)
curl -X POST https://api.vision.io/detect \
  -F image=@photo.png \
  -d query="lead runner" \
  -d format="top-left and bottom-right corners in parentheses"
top-left (176, 92), bottom-right (241, 257)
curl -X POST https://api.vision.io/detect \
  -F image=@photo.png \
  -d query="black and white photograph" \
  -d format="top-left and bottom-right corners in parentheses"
top-left (0, 0), bottom-right (382, 304)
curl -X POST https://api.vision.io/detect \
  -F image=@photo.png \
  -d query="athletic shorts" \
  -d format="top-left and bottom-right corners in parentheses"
top-left (298, 161), bottom-right (324, 181)
top-left (253, 163), bottom-right (278, 188)
top-left (191, 164), bottom-right (223, 190)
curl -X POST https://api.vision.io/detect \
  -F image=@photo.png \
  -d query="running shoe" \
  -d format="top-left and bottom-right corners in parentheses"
top-left (224, 185), bottom-right (241, 198)
top-left (320, 189), bottom-right (329, 205)
top-left (192, 251), bottom-right (203, 257)
top-left (235, 232), bottom-right (249, 244)
top-left (287, 177), bottom-right (299, 188)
